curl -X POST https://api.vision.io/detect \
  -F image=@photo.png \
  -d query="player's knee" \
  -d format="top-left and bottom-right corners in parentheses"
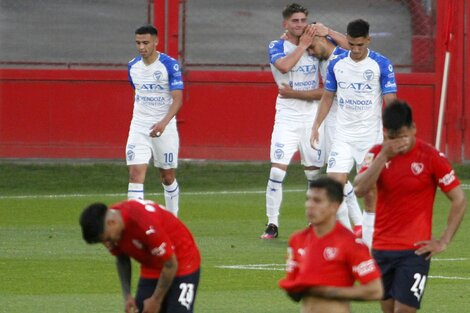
top-left (160, 170), bottom-right (175, 185)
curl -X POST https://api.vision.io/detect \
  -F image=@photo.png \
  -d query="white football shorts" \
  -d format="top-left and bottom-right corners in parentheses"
top-left (125, 123), bottom-right (179, 169)
top-left (270, 120), bottom-right (325, 167)
top-left (326, 136), bottom-right (382, 174)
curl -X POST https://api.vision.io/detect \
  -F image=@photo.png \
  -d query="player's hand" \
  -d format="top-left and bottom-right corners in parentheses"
top-left (149, 122), bottom-right (165, 138)
top-left (310, 127), bottom-right (320, 150)
top-left (142, 296), bottom-right (162, 313)
top-left (299, 24), bottom-right (315, 49)
top-left (311, 22), bottom-right (328, 37)
top-left (124, 295), bottom-right (138, 313)
top-left (278, 83), bottom-right (293, 98)
top-left (280, 30), bottom-right (289, 40)
top-left (414, 237), bottom-right (447, 260)
top-left (381, 137), bottom-right (410, 159)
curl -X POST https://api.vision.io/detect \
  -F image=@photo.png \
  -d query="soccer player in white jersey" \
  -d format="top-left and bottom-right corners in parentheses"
top-left (280, 27), bottom-right (364, 235)
top-left (311, 19), bottom-right (397, 247)
top-left (125, 25), bottom-right (183, 216)
top-left (261, 3), bottom-right (320, 239)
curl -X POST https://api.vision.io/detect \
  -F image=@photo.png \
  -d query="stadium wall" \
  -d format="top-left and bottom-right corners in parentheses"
top-left (0, 0), bottom-right (467, 162)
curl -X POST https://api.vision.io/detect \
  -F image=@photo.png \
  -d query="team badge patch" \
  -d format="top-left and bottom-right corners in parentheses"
top-left (411, 162), bottom-right (424, 175)
top-left (127, 149), bottom-right (135, 161)
top-left (274, 149), bottom-right (284, 160)
top-left (323, 247), bottom-right (338, 261)
top-left (327, 157), bottom-right (336, 168)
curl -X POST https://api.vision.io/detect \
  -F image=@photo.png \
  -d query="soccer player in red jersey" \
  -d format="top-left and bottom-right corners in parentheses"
top-left (279, 177), bottom-right (383, 313)
top-left (354, 100), bottom-right (466, 313)
top-left (79, 199), bottom-right (200, 313)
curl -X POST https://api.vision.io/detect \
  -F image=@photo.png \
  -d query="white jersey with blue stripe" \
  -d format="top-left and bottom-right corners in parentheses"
top-left (319, 46), bottom-right (348, 123)
top-left (128, 53), bottom-right (184, 131)
top-left (268, 39), bottom-right (321, 123)
top-left (324, 49), bottom-right (397, 142)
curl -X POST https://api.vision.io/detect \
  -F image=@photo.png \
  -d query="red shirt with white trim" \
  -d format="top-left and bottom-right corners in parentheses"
top-left (360, 138), bottom-right (460, 250)
top-left (279, 223), bottom-right (380, 293)
top-left (108, 200), bottom-right (200, 278)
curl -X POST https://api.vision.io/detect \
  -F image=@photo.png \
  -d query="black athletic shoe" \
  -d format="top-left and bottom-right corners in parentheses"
top-left (260, 223), bottom-right (279, 239)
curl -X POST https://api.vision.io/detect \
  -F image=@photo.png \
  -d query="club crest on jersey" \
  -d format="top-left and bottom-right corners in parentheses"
top-left (153, 71), bottom-right (162, 81)
top-left (411, 162), bottom-right (424, 175)
top-left (363, 69), bottom-right (374, 80)
top-left (323, 247), bottom-right (338, 260)
top-left (274, 149), bottom-right (284, 160)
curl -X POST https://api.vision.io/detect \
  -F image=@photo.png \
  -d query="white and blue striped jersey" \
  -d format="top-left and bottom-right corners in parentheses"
top-left (319, 46), bottom-right (348, 123)
top-left (325, 49), bottom-right (397, 142)
top-left (128, 53), bottom-right (184, 132)
top-left (268, 39), bottom-right (321, 123)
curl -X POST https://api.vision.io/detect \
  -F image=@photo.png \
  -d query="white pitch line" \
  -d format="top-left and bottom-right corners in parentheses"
top-left (2, 184), bottom-right (469, 200)
top-left (0, 189), bottom-right (305, 200)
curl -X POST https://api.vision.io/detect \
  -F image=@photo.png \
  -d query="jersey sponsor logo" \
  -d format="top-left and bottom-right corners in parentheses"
top-left (338, 98), bottom-right (373, 111)
top-left (173, 63), bottom-right (180, 71)
top-left (135, 94), bottom-right (166, 104)
top-left (439, 170), bottom-right (456, 186)
top-left (384, 81), bottom-right (397, 89)
top-left (153, 71), bottom-right (162, 81)
top-left (291, 64), bottom-right (317, 74)
top-left (139, 83), bottom-right (165, 91)
top-left (337, 82), bottom-right (373, 91)
top-left (132, 239), bottom-right (143, 250)
top-left (353, 259), bottom-right (376, 277)
top-left (274, 148), bottom-right (284, 160)
top-left (363, 69), bottom-right (374, 80)
top-left (323, 247), bottom-right (338, 260)
top-left (151, 242), bottom-right (167, 256)
top-left (292, 80), bottom-right (318, 89)
top-left (388, 64), bottom-right (394, 72)
top-left (411, 162), bottom-right (424, 175)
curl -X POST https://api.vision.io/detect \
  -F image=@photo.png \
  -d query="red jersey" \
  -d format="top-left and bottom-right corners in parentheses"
top-left (279, 223), bottom-right (380, 293)
top-left (108, 200), bottom-right (200, 278)
top-left (361, 138), bottom-right (460, 250)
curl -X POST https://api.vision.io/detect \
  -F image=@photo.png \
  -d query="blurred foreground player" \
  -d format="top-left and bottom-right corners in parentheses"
top-left (126, 25), bottom-right (183, 216)
top-left (279, 177), bottom-right (382, 313)
top-left (79, 199), bottom-right (200, 313)
top-left (354, 100), bottom-right (466, 313)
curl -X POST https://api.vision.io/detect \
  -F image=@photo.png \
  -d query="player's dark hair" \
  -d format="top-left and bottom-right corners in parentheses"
top-left (309, 177), bottom-right (344, 203)
top-left (79, 203), bottom-right (108, 244)
top-left (282, 3), bottom-right (308, 19)
top-left (383, 100), bottom-right (413, 131)
top-left (135, 25), bottom-right (158, 36)
top-left (347, 19), bottom-right (369, 38)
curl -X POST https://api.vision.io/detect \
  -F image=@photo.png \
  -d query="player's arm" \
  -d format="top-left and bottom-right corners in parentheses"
top-left (383, 93), bottom-right (397, 106)
top-left (303, 277), bottom-right (383, 300)
top-left (310, 90), bottom-right (334, 147)
top-left (116, 254), bottom-right (138, 313)
top-left (142, 254), bottom-right (178, 313)
top-left (149, 89), bottom-right (183, 137)
top-left (415, 186), bottom-right (466, 259)
top-left (279, 83), bottom-right (324, 101)
top-left (312, 23), bottom-right (349, 50)
top-left (275, 25), bottom-right (315, 73)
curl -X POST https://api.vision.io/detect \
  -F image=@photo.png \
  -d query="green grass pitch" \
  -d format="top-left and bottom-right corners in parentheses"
top-left (0, 161), bottom-right (469, 312)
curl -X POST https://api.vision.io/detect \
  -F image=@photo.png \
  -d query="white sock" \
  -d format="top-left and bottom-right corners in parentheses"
top-left (344, 181), bottom-right (363, 226)
top-left (362, 212), bottom-right (375, 248)
top-left (266, 167), bottom-right (286, 226)
top-left (162, 180), bottom-right (179, 216)
top-left (336, 201), bottom-right (352, 230)
top-left (128, 183), bottom-right (144, 200)
top-left (304, 169), bottom-right (321, 186)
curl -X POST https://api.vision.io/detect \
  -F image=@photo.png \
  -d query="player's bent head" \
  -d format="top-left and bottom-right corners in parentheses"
top-left (79, 203), bottom-right (108, 244)
top-left (282, 3), bottom-right (308, 19)
top-left (347, 19), bottom-right (369, 38)
top-left (383, 99), bottom-right (413, 131)
top-left (309, 177), bottom-right (343, 204)
top-left (135, 25), bottom-right (158, 37)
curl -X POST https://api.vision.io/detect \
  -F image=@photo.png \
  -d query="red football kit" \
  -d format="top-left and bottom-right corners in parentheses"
top-left (361, 138), bottom-right (460, 250)
top-left (107, 200), bottom-right (200, 278)
top-left (279, 223), bottom-right (381, 293)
